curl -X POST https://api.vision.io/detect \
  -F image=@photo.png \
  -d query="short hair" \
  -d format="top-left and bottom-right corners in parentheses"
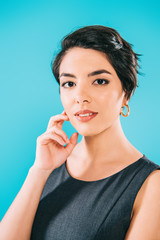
top-left (51, 25), bottom-right (141, 101)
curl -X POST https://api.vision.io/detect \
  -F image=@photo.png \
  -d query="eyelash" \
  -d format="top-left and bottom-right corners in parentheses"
top-left (61, 79), bottom-right (110, 88)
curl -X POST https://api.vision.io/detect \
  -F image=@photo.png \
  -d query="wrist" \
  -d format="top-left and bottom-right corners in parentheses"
top-left (29, 165), bottom-right (54, 181)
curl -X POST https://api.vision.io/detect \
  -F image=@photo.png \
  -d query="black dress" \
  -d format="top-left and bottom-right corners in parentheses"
top-left (31, 154), bottom-right (160, 240)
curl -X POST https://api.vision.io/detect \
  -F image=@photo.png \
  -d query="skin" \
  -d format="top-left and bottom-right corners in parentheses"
top-left (59, 46), bottom-right (143, 181)
top-left (58, 47), bottom-right (160, 238)
top-left (0, 48), bottom-right (159, 239)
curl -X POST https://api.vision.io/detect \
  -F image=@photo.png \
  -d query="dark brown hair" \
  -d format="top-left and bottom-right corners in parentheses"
top-left (51, 25), bottom-right (141, 100)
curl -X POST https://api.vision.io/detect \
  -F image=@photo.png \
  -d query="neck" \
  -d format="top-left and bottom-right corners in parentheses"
top-left (77, 118), bottom-right (134, 164)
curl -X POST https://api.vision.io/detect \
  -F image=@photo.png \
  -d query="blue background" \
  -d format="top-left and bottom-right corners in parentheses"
top-left (0, 0), bottom-right (160, 221)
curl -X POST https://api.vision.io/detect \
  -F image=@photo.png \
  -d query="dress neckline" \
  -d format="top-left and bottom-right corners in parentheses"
top-left (64, 154), bottom-right (145, 183)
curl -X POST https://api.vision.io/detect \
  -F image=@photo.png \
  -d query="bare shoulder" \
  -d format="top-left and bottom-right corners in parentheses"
top-left (126, 169), bottom-right (160, 239)
top-left (133, 168), bottom-right (160, 211)
top-left (130, 168), bottom-right (160, 218)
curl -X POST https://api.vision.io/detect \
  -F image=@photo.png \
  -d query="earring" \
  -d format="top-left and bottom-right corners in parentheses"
top-left (120, 104), bottom-right (130, 117)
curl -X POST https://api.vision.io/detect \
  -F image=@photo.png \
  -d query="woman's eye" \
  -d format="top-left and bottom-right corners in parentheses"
top-left (61, 79), bottom-right (109, 88)
top-left (94, 79), bottom-right (110, 85)
top-left (61, 82), bottom-right (75, 88)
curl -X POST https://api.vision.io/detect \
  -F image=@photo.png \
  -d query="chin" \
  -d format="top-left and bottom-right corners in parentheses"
top-left (74, 126), bottom-right (103, 137)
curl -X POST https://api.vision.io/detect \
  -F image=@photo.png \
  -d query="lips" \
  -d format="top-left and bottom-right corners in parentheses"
top-left (75, 112), bottom-right (98, 122)
top-left (74, 109), bottom-right (98, 116)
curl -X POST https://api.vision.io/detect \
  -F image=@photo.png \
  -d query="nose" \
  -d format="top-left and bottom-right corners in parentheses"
top-left (74, 81), bottom-right (92, 104)
top-left (75, 94), bottom-right (92, 104)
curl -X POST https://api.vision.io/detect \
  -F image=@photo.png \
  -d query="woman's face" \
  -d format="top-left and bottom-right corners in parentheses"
top-left (59, 47), bottom-right (127, 136)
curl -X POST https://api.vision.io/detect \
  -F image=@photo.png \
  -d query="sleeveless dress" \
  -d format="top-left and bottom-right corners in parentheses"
top-left (30, 154), bottom-right (160, 240)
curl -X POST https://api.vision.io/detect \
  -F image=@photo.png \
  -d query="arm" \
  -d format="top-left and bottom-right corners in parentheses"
top-left (125, 169), bottom-right (160, 240)
top-left (0, 166), bottom-right (51, 240)
top-left (0, 111), bottom-right (78, 240)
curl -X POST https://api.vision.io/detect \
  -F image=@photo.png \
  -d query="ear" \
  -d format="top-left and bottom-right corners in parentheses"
top-left (122, 92), bottom-right (130, 106)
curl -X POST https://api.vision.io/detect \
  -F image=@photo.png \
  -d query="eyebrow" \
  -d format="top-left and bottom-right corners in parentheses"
top-left (59, 69), bottom-right (112, 78)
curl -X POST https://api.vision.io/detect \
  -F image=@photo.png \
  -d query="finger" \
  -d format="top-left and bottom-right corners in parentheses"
top-left (37, 132), bottom-right (66, 146)
top-left (47, 114), bottom-right (69, 130)
top-left (47, 126), bottom-right (70, 143)
top-left (57, 111), bottom-right (70, 128)
top-left (62, 110), bottom-right (68, 115)
top-left (64, 132), bottom-right (79, 153)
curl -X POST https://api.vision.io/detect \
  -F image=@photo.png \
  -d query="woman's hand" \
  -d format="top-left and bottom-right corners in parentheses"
top-left (33, 111), bottom-right (78, 173)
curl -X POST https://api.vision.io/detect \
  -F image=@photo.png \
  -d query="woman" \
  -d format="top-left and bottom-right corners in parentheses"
top-left (0, 25), bottom-right (160, 240)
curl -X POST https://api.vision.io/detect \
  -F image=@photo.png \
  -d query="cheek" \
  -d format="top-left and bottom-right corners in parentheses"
top-left (99, 90), bottom-right (119, 106)
top-left (99, 90), bottom-right (123, 118)
top-left (60, 93), bottom-right (67, 105)
top-left (110, 88), bottom-right (123, 102)
top-left (60, 93), bottom-right (72, 111)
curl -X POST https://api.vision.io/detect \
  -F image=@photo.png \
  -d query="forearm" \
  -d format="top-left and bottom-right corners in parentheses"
top-left (0, 166), bottom-right (52, 240)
